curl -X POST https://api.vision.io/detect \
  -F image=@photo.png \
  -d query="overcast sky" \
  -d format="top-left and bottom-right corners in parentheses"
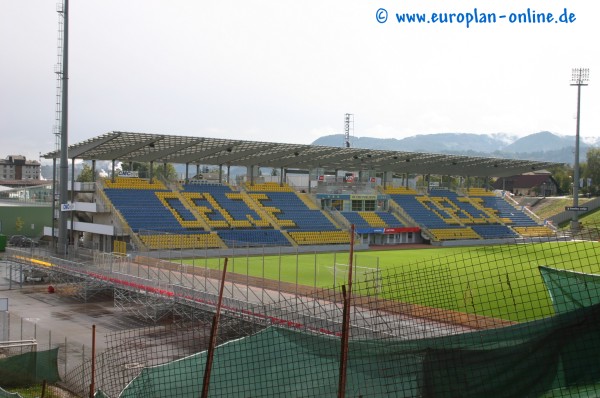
top-left (1, 0), bottom-right (598, 162)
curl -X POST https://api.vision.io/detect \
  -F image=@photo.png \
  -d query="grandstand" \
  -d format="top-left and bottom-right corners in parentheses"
top-left (384, 185), bottom-right (552, 243)
top-left (95, 174), bottom-right (557, 252)
top-left (39, 132), bottom-right (561, 254)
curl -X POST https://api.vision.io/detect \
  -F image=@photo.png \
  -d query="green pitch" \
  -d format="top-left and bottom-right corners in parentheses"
top-left (181, 241), bottom-right (600, 322)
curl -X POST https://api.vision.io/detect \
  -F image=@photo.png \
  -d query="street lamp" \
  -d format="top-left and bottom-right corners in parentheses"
top-left (570, 68), bottom-right (589, 231)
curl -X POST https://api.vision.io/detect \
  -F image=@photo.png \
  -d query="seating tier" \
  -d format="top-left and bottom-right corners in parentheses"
top-left (389, 189), bottom-right (541, 241)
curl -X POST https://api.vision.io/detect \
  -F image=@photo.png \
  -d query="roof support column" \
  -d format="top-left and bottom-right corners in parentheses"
top-left (70, 157), bottom-right (75, 250)
top-left (385, 171), bottom-right (393, 190)
top-left (51, 157), bottom-right (57, 250)
top-left (91, 160), bottom-right (96, 181)
top-left (185, 163), bottom-right (189, 184)
top-left (219, 165), bottom-right (223, 184)
top-left (227, 165), bottom-right (231, 184)
top-left (111, 160), bottom-right (116, 183)
top-left (280, 167), bottom-right (284, 186)
top-left (149, 161), bottom-right (154, 184)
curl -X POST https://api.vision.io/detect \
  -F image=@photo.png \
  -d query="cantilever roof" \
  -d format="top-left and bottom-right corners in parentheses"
top-left (42, 131), bottom-right (561, 178)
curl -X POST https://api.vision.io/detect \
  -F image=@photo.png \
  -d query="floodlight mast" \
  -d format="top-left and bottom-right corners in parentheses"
top-left (58, 0), bottom-right (69, 255)
top-left (570, 68), bottom-right (589, 231)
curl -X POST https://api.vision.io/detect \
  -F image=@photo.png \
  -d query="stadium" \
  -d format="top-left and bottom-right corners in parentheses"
top-left (2, 130), bottom-right (600, 397)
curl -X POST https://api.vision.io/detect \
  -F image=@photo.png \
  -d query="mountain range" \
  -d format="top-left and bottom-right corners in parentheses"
top-left (311, 131), bottom-right (597, 165)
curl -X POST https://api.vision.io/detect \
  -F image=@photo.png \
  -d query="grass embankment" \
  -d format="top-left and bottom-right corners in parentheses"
top-left (529, 196), bottom-right (596, 224)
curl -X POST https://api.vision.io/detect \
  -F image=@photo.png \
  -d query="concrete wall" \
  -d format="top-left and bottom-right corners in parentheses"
top-left (549, 196), bottom-right (600, 226)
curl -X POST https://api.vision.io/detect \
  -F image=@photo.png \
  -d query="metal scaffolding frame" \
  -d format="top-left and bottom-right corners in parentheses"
top-left (3, 247), bottom-right (470, 340)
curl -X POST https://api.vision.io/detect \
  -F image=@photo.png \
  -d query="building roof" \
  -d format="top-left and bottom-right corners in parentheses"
top-left (493, 174), bottom-right (558, 189)
top-left (1, 156), bottom-right (40, 165)
top-left (42, 131), bottom-right (562, 178)
top-left (0, 179), bottom-right (48, 188)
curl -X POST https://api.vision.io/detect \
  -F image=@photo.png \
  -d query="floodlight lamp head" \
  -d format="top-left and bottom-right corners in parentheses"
top-left (571, 68), bottom-right (590, 84)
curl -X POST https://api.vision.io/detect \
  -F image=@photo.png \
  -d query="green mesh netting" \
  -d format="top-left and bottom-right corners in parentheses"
top-left (539, 265), bottom-right (600, 315)
top-left (120, 303), bottom-right (600, 398)
top-left (0, 348), bottom-right (60, 388)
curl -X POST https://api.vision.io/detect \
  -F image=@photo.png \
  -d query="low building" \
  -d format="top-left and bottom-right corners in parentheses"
top-left (493, 172), bottom-right (559, 197)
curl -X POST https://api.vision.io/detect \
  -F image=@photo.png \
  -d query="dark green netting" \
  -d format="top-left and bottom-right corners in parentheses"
top-left (0, 348), bottom-right (60, 388)
top-left (120, 304), bottom-right (600, 398)
top-left (539, 266), bottom-right (600, 315)
top-left (539, 266), bottom-right (600, 387)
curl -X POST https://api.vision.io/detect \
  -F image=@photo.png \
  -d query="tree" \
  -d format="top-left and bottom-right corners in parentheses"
top-left (119, 162), bottom-right (178, 181)
top-left (548, 165), bottom-right (573, 195)
top-left (76, 163), bottom-right (95, 182)
top-left (580, 148), bottom-right (600, 195)
top-left (155, 163), bottom-right (178, 181)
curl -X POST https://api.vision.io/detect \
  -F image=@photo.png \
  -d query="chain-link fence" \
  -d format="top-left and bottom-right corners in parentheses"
top-left (3, 226), bottom-right (600, 396)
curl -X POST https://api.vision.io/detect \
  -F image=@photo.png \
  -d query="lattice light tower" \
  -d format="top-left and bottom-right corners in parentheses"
top-left (53, 0), bottom-right (70, 254)
top-left (570, 68), bottom-right (589, 231)
top-left (344, 113), bottom-right (353, 148)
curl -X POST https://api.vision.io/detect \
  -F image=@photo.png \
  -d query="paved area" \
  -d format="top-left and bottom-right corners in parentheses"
top-left (0, 285), bottom-right (154, 354)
